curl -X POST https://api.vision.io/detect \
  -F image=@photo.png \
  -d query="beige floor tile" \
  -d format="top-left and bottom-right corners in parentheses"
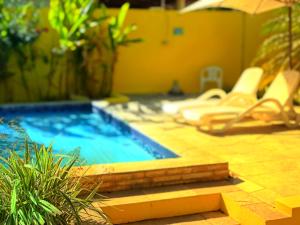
top-left (107, 101), bottom-right (300, 208)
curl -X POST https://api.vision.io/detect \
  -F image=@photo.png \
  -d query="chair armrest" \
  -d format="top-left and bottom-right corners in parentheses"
top-left (252, 98), bottom-right (283, 110)
top-left (197, 89), bottom-right (227, 101)
top-left (241, 98), bottom-right (285, 117)
top-left (220, 93), bottom-right (257, 107)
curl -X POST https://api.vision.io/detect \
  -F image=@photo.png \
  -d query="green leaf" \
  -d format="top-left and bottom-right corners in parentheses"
top-left (10, 182), bottom-right (18, 215)
top-left (1, 30), bottom-right (7, 37)
top-left (117, 3), bottom-right (130, 28)
top-left (39, 200), bottom-right (61, 215)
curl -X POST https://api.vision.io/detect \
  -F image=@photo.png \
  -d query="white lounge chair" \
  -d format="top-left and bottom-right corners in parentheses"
top-left (181, 70), bottom-right (300, 133)
top-left (162, 67), bottom-right (263, 115)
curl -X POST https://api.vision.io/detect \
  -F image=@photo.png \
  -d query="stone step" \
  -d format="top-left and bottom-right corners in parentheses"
top-left (83, 181), bottom-right (238, 224)
top-left (125, 211), bottom-right (240, 225)
top-left (81, 180), bottom-right (300, 225)
top-left (221, 191), bottom-right (292, 225)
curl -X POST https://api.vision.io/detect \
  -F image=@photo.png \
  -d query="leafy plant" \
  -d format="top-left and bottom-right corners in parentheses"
top-left (98, 2), bottom-right (142, 97)
top-left (4, 0), bottom-right (48, 7)
top-left (252, 4), bottom-right (300, 103)
top-left (86, 2), bottom-right (142, 97)
top-left (108, 3), bottom-right (141, 52)
top-left (253, 4), bottom-right (300, 76)
top-left (0, 0), bottom-right (43, 101)
top-left (48, 1), bottom-right (141, 99)
top-left (0, 142), bottom-right (110, 225)
top-left (48, 0), bottom-right (108, 98)
top-left (49, 0), bottom-right (107, 54)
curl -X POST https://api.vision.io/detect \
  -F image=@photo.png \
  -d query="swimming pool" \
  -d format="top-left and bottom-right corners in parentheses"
top-left (0, 102), bottom-right (177, 165)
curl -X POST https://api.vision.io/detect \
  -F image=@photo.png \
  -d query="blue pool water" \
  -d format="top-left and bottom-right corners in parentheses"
top-left (0, 103), bottom-right (177, 165)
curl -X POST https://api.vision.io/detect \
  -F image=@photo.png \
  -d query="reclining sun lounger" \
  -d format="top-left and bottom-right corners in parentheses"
top-left (162, 67), bottom-right (263, 115)
top-left (181, 70), bottom-right (300, 133)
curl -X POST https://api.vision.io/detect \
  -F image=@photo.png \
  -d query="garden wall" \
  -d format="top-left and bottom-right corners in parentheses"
top-left (0, 9), bottom-right (270, 102)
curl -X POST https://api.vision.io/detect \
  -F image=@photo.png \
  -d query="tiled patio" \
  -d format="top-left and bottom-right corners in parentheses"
top-left (100, 95), bottom-right (300, 207)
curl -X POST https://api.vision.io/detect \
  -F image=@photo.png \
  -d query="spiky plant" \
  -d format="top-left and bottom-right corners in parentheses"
top-left (0, 142), bottom-right (110, 225)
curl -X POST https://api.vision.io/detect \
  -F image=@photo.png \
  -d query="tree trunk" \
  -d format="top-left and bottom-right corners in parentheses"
top-left (288, 6), bottom-right (293, 69)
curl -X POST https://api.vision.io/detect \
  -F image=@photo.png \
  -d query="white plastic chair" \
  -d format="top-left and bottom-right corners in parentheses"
top-left (200, 66), bottom-right (223, 93)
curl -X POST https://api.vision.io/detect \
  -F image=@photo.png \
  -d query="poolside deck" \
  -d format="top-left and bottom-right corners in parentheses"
top-left (101, 95), bottom-right (300, 208)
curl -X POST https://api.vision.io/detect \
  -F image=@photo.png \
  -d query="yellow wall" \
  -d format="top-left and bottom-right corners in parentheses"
top-left (0, 9), bottom-right (270, 102)
top-left (113, 9), bottom-right (269, 94)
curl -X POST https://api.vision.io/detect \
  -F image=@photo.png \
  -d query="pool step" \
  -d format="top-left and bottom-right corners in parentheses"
top-left (125, 211), bottom-right (240, 225)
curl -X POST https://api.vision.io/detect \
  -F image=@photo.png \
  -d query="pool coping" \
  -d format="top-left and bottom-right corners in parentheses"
top-left (74, 157), bottom-right (228, 192)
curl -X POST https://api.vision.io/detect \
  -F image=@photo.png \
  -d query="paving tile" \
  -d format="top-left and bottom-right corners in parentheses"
top-left (236, 180), bottom-right (263, 193)
top-left (244, 203), bottom-right (287, 221)
top-left (106, 101), bottom-right (300, 213)
top-left (251, 189), bottom-right (281, 205)
top-left (222, 191), bottom-right (262, 206)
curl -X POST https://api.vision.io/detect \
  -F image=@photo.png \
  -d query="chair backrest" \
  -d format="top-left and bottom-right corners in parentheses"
top-left (200, 66), bottom-right (223, 92)
top-left (263, 70), bottom-right (300, 107)
top-left (201, 66), bottom-right (223, 81)
top-left (231, 67), bottom-right (264, 95)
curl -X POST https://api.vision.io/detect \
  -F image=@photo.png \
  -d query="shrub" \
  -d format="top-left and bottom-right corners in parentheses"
top-left (0, 142), bottom-right (110, 225)
top-left (0, 0), bottom-right (44, 101)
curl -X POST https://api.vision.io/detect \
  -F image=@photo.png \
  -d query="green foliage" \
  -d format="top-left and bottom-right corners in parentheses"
top-left (47, 0), bottom-right (108, 98)
top-left (253, 4), bottom-right (300, 75)
top-left (48, 0), bottom-right (107, 54)
top-left (4, 0), bottom-right (48, 7)
top-left (48, 1), bottom-right (141, 98)
top-left (0, 0), bottom-right (40, 49)
top-left (108, 2), bottom-right (142, 52)
top-left (0, 0), bottom-right (43, 101)
top-left (253, 5), bottom-right (300, 103)
top-left (95, 2), bottom-right (142, 97)
top-left (0, 143), bottom-right (110, 225)
top-left (0, 1), bottom-right (141, 101)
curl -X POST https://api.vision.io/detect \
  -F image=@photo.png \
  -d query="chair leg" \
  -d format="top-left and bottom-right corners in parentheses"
top-left (200, 80), bottom-right (205, 94)
top-left (218, 80), bottom-right (223, 89)
top-left (279, 109), bottom-right (299, 128)
top-left (296, 114), bottom-right (300, 125)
